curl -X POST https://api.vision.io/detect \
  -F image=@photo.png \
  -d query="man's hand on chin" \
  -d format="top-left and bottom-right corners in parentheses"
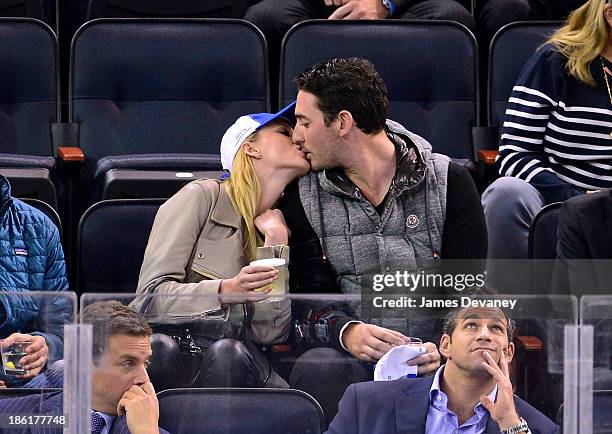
top-left (117, 381), bottom-right (160, 434)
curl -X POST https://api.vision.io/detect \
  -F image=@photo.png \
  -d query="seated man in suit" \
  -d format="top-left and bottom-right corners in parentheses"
top-left (0, 301), bottom-right (169, 434)
top-left (327, 293), bottom-right (559, 434)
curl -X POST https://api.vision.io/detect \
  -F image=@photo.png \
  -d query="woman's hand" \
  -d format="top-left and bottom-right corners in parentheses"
top-left (255, 209), bottom-right (290, 246)
top-left (219, 264), bottom-right (278, 304)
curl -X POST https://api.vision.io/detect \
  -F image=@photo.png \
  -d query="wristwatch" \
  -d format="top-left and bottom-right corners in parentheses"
top-left (501, 417), bottom-right (530, 434)
top-left (380, 0), bottom-right (391, 17)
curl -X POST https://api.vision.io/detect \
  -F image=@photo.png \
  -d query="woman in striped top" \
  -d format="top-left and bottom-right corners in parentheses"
top-left (482, 0), bottom-right (612, 286)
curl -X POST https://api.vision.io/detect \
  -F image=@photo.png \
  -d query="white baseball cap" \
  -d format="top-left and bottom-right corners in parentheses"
top-left (220, 101), bottom-right (296, 172)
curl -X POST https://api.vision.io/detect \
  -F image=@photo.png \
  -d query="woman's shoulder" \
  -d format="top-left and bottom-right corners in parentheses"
top-left (527, 43), bottom-right (567, 68)
top-left (161, 178), bottom-right (223, 212)
top-left (177, 178), bottom-right (223, 198)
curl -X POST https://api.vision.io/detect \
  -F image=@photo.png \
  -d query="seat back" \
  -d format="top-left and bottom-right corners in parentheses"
top-left (76, 198), bottom-right (165, 294)
top-left (86, 0), bottom-right (247, 19)
top-left (528, 202), bottom-right (562, 260)
top-left (157, 388), bottom-right (324, 434)
top-left (488, 21), bottom-right (562, 127)
top-left (20, 197), bottom-right (62, 235)
top-left (280, 20), bottom-right (478, 159)
top-left (528, 201), bottom-right (562, 295)
top-left (0, 18), bottom-right (58, 156)
top-left (0, 0), bottom-right (45, 21)
top-left (70, 19), bottom-right (268, 199)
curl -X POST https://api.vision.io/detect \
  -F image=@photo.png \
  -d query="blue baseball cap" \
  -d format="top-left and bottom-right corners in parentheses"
top-left (220, 101), bottom-right (296, 172)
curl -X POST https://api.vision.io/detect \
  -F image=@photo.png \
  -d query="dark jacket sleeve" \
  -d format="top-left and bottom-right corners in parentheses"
top-left (441, 163), bottom-right (488, 260)
top-left (325, 383), bottom-right (359, 434)
top-left (280, 180), bottom-right (357, 350)
top-left (555, 195), bottom-right (599, 295)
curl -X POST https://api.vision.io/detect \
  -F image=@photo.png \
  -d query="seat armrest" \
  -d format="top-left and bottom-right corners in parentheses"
top-left (57, 147), bottom-right (84, 162)
top-left (517, 335), bottom-right (544, 351)
top-left (478, 150), bottom-right (499, 165)
top-left (272, 344), bottom-right (292, 353)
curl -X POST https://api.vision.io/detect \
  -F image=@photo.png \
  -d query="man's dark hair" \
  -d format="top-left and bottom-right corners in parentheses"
top-left (80, 301), bottom-right (152, 362)
top-left (294, 57), bottom-right (388, 134)
top-left (442, 288), bottom-right (516, 342)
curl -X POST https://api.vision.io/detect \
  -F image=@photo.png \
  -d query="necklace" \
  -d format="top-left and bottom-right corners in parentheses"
top-left (600, 57), bottom-right (612, 138)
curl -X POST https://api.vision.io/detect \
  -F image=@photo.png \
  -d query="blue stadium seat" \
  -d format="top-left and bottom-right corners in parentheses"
top-left (69, 19), bottom-right (268, 204)
top-left (157, 388), bottom-right (324, 434)
top-left (280, 20), bottom-right (479, 161)
top-left (488, 21), bottom-right (562, 129)
top-left (0, 18), bottom-right (60, 210)
top-left (76, 198), bottom-right (164, 295)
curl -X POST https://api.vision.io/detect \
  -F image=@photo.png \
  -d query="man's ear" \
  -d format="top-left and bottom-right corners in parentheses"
top-left (337, 110), bottom-right (354, 137)
top-left (241, 141), bottom-right (261, 159)
top-left (504, 341), bottom-right (515, 364)
top-left (439, 334), bottom-right (452, 359)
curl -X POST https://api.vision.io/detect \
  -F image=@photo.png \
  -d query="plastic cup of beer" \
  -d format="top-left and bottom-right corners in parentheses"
top-left (249, 258), bottom-right (287, 303)
top-left (1, 340), bottom-right (29, 375)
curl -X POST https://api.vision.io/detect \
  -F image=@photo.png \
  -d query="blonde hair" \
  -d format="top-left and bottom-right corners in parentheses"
top-left (547, 0), bottom-right (611, 86)
top-left (223, 132), bottom-right (262, 262)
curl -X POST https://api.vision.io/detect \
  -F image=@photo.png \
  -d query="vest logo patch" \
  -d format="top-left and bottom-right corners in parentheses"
top-left (406, 214), bottom-right (420, 229)
top-left (14, 248), bottom-right (28, 256)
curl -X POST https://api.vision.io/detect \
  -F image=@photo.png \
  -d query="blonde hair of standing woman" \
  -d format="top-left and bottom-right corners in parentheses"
top-left (547, 0), bottom-right (611, 86)
top-left (223, 132), bottom-right (262, 263)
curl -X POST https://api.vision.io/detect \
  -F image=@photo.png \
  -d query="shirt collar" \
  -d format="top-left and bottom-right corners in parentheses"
top-left (429, 364), bottom-right (498, 412)
top-left (92, 411), bottom-right (115, 431)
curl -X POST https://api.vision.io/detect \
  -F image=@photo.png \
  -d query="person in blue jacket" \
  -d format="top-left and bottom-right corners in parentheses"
top-left (0, 174), bottom-right (71, 386)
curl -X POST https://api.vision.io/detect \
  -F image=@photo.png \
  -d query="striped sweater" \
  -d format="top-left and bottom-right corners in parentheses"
top-left (498, 43), bottom-right (612, 204)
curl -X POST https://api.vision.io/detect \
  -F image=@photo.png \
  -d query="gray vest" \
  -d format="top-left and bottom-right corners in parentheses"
top-left (298, 120), bottom-right (449, 338)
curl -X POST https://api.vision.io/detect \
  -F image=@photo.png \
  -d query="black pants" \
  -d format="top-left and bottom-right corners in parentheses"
top-left (244, 0), bottom-right (475, 108)
top-left (148, 334), bottom-right (261, 391)
top-left (289, 347), bottom-right (372, 427)
top-left (476, 0), bottom-right (585, 46)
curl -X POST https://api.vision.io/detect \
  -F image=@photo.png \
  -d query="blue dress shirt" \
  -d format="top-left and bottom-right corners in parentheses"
top-left (425, 365), bottom-right (498, 434)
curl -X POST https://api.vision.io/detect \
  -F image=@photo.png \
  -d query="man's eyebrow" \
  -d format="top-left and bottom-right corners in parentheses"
top-left (295, 114), bottom-right (308, 120)
top-left (461, 313), bottom-right (507, 326)
top-left (118, 354), bottom-right (151, 361)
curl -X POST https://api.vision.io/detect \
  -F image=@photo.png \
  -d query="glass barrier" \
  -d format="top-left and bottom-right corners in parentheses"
top-left (0, 291), bottom-right (76, 433)
top-left (76, 288), bottom-right (575, 434)
top-left (579, 296), bottom-right (612, 434)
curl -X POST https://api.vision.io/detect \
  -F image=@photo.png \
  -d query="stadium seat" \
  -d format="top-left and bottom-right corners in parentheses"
top-left (477, 21), bottom-right (562, 165)
top-left (0, 18), bottom-right (60, 211)
top-left (528, 201), bottom-right (562, 292)
top-left (0, 0), bottom-right (45, 21)
top-left (157, 388), bottom-right (324, 434)
top-left (280, 20), bottom-right (479, 162)
top-left (21, 197), bottom-right (62, 237)
top-left (85, 0), bottom-right (247, 20)
top-left (76, 198), bottom-right (164, 295)
top-left (69, 19), bottom-right (268, 204)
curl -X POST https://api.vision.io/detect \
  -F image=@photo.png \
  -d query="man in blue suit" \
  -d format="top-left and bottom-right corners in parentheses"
top-left (327, 295), bottom-right (560, 434)
top-left (0, 301), bottom-right (170, 434)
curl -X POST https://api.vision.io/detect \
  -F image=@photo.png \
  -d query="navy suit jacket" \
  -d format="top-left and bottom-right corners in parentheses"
top-left (326, 375), bottom-right (560, 434)
top-left (0, 368), bottom-right (170, 434)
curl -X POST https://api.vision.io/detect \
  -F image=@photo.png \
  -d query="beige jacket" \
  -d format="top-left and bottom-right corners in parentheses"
top-left (132, 179), bottom-right (291, 345)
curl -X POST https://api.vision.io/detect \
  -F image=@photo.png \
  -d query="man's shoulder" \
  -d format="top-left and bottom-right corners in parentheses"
top-left (513, 395), bottom-right (559, 433)
top-left (350, 375), bottom-right (432, 402)
top-left (562, 189), bottom-right (612, 217)
top-left (0, 390), bottom-right (63, 413)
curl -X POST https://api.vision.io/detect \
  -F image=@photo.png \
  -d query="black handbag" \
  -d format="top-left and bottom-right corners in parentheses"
top-left (143, 301), bottom-right (272, 387)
